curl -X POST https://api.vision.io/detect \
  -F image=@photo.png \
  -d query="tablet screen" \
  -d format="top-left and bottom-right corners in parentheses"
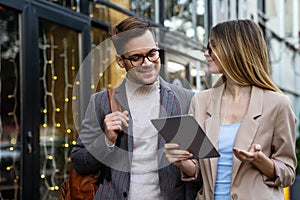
top-left (151, 114), bottom-right (219, 159)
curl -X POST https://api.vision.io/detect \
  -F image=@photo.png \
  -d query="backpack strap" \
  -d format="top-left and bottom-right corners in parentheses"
top-left (99, 88), bottom-right (122, 184)
top-left (107, 88), bottom-right (122, 112)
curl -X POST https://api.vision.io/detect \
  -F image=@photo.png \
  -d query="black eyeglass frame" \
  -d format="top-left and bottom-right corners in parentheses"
top-left (207, 43), bottom-right (212, 56)
top-left (121, 49), bottom-right (160, 67)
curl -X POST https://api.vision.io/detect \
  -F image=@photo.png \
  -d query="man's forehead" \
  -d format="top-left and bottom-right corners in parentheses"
top-left (120, 30), bottom-right (157, 54)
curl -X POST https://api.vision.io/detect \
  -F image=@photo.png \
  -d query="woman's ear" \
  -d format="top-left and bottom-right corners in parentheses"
top-left (116, 55), bottom-right (125, 69)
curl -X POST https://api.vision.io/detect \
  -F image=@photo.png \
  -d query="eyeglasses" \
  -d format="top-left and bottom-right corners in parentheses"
top-left (121, 49), bottom-right (160, 67)
top-left (207, 43), bottom-right (212, 56)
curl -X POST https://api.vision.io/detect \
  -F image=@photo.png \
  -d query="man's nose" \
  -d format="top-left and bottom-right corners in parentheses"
top-left (142, 57), bottom-right (152, 65)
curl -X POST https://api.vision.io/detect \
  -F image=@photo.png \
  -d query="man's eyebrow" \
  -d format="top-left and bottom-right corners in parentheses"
top-left (128, 48), bottom-right (157, 56)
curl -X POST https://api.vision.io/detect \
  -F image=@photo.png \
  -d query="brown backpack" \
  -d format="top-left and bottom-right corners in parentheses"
top-left (59, 89), bottom-right (121, 200)
top-left (59, 167), bottom-right (99, 200)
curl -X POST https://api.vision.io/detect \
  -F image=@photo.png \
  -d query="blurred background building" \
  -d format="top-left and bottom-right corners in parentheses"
top-left (0, 0), bottom-right (299, 199)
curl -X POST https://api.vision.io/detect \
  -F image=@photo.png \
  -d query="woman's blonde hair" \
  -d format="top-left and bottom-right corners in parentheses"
top-left (210, 19), bottom-right (281, 92)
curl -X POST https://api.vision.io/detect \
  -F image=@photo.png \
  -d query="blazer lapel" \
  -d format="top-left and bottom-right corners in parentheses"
top-left (157, 78), bottom-right (181, 162)
top-left (114, 81), bottom-right (134, 172)
top-left (231, 86), bottom-right (263, 182)
top-left (205, 84), bottom-right (224, 190)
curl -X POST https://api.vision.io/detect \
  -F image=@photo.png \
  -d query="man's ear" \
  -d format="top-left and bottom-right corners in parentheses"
top-left (116, 55), bottom-right (125, 69)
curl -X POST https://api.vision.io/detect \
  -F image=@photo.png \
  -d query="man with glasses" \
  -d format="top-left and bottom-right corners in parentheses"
top-left (71, 16), bottom-right (199, 200)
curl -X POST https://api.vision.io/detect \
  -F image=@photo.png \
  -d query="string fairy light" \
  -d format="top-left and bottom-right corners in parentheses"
top-left (0, 42), bottom-right (20, 197)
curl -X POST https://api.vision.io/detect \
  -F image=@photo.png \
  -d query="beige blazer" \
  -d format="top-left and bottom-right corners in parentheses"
top-left (188, 83), bottom-right (297, 200)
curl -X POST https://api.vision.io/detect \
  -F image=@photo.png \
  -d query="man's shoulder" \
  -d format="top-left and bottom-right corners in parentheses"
top-left (162, 80), bottom-right (194, 95)
top-left (90, 90), bottom-right (109, 104)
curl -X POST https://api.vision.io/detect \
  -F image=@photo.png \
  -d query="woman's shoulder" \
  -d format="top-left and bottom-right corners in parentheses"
top-left (192, 89), bottom-right (211, 101)
top-left (193, 87), bottom-right (218, 101)
top-left (263, 89), bottom-right (291, 106)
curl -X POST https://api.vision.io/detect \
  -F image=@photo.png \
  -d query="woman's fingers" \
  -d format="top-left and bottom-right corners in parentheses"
top-left (164, 143), bottom-right (193, 163)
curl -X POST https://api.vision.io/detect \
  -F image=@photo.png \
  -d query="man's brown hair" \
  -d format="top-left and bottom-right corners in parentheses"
top-left (108, 16), bottom-right (155, 55)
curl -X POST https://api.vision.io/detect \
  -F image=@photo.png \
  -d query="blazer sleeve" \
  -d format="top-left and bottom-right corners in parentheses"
top-left (180, 95), bottom-right (203, 182)
top-left (264, 95), bottom-right (297, 187)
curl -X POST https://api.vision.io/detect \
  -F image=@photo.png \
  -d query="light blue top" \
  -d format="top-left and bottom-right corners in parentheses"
top-left (214, 121), bottom-right (242, 200)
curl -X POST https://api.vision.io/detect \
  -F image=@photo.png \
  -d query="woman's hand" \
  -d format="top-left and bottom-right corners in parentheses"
top-left (233, 144), bottom-right (275, 178)
top-left (164, 143), bottom-right (193, 167)
top-left (233, 144), bottom-right (261, 162)
top-left (164, 143), bottom-right (197, 177)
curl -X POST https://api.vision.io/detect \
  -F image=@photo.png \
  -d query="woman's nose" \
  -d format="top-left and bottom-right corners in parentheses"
top-left (204, 50), bottom-right (209, 57)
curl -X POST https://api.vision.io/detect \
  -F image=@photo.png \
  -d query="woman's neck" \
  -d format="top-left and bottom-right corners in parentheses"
top-left (224, 78), bottom-right (251, 101)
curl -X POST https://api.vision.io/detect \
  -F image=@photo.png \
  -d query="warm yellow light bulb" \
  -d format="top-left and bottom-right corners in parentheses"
top-left (71, 66), bottom-right (76, 71)
top-left (6, 167), bottom-right (11, 171)
top-left (56, 123), bottom-right (61, 128)
top-left (56, 108), bottom-right (60, 112)
top-left (9, 147), bottom-right (14, 151)
top-left (98, 73), bottom-right (103, 77)
top-left (72, 96), bottom-right (77, 101)
top-left (76, 81), bottom-right (80, 85)
top-left (65, 98), bottom-right (69, 102)
top-left (43, 109), bottom-right (47, 114)
top-left (43, 123), bottom-right (47, 128)
top-left (91, 85), bottom-right (95, 89)
top-left (72, 140), bottom-right (76, 145)
top-left (53, 76), bottom-right (58, 80)
top-left (41, 174), bottom-right (45, 179)
top-left (48, 155), bottom-right (53, 160)
top-left (66, 129), bottom-right (71, 133)
top-left (10, 138), bottom-right (16, 145)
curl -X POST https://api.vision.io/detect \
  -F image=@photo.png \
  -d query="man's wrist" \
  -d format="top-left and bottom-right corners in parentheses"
top-left (105, 135), bottom-right (115, 147)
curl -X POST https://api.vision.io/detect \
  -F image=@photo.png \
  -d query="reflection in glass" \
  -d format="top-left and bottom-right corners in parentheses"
top-left (130, 0), bottom-right (155, 20)
top-left (45, 0), bottom-right (80, 12)
top-left (89, 1), bottom-right (129, 24)
top-left (91, 27), bottom-right (125, 91)
top-left (164, 0), bottom-right (206, 42)
top-left (0, 6), bottom-right (21, 200)
top-left (39, 19), bottom-right (79, 199)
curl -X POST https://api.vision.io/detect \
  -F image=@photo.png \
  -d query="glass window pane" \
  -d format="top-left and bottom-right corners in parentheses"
top-left (130, 0), bottom-right (156, 20)
top-left (91, 27), bottom-right (125, 91)
top-left (89, 1), bottom-right (130, 24)
top-left (44, 0), bottom-right (80, 12)
top-left (0, 7), bottom-right (21, 200)
top-left (38, 19), bottom-right (80, 199)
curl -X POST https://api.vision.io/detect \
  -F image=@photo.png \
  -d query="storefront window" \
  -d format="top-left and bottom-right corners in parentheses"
top-left (0, 6), bottom-right (21, 200)
top-left (90, 27), bottom-right (125, 91)
top-left (89, 0), bottom-right (130, 24)
top-left (130, 0), bottom-right (156, 20)
top-left (38, 19), bottom-right (80, 199)
top-left (164, 0), bottom-right (206, 42)
top-left (45, 0), bottom-right (81, 12)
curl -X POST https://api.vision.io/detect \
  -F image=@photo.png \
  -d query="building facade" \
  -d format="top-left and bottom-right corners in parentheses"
top-left (0, 0), bottom-right (299, 199)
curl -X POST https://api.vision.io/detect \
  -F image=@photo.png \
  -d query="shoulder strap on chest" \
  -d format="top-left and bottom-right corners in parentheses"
top-left (107, 88), bottom-right (122, 112)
